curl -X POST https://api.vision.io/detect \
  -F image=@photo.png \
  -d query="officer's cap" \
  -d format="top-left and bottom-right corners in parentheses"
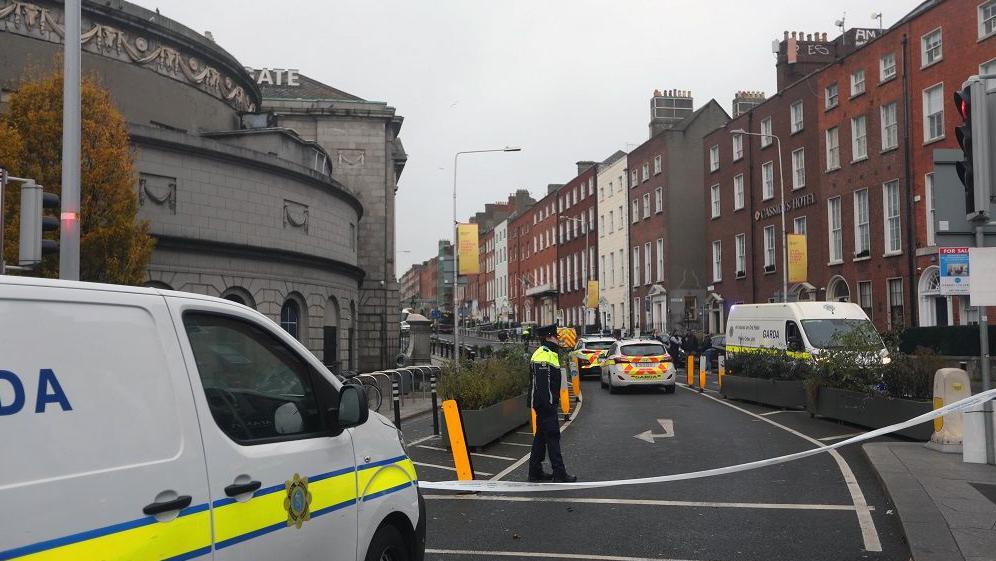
top-left (534, 324), bottom-right (559, 339)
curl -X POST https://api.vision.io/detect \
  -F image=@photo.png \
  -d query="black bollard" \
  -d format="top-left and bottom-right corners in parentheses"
top-left (431, 371), bottom-right (439, 435)
top-left (392, 376), bottom-right (401, 428)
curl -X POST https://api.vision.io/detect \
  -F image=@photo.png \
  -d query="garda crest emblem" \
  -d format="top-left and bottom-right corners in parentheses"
top-left (284, 473), bottom-right (312, 528)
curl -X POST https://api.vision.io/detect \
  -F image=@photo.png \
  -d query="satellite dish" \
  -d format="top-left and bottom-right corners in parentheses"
top-left (834, 19), bottom-right (844, 27)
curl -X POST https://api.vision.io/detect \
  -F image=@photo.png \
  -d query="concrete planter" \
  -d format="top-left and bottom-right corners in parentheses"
top-left (720, 375), bottom-right (806, 409)
top-left (442, 393), bottom-right (530, 448)
top-left (807, 387), bottom-right (932, 441)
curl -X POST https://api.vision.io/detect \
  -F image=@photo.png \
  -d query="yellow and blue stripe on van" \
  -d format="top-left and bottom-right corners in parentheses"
top-left (725, 344), bottom-right (811, 360)
top-left (0, 455), bottom-right (417, 561)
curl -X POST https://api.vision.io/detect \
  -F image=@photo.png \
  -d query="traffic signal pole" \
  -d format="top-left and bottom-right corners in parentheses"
top-left (59, 0), bottom-right (81, 280)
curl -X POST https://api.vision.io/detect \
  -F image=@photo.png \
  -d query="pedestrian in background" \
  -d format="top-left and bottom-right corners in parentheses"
top-left (527, 324), bottom-right (577, 483)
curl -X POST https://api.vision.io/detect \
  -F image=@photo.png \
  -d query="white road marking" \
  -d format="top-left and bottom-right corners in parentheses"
top-left (424, 494), bottom-right (872, 511)
top-left (417, 445), bottom-right (517, 461)
top-left (818, 432), bottom-right (866, 442)
top-left (515, 431), bottom-right (533, 435)
top-left (412, 461), bottom-right (493, 477)
top-left (407, 434), bottom-right (440, 446)
top-left (634, 418), bottom-right (675, 442)
top-left (498, 442), bottom-right (534, 447)
top-left (491, 394), bottom-right (584, 481)
top-left (426, 549), bottom-right (714, 561)
top-left (759, 410), bottom-right (808, 416)
top-left (679, 385), bottom-right (882, 552)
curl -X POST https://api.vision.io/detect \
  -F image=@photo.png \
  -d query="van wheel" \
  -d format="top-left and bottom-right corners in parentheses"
top-left (600, 375), bottom-right (608, 389)
top-left (365, 524), bottom-right (409, 561)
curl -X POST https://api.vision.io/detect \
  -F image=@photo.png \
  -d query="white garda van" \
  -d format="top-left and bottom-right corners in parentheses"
top-left (725, 301), bottom-right (889, 363)
top-left (0, 278), bottom-right (424, 561)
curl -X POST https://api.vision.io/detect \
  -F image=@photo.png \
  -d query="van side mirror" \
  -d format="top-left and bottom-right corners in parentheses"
top-left (787, 336), bottom-right (804, 352)
top-left (335, 385), bottom-right (369, 431)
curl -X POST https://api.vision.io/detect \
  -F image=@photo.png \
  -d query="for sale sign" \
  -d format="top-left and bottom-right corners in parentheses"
top-left (939, 247), bottom-right (970, 296)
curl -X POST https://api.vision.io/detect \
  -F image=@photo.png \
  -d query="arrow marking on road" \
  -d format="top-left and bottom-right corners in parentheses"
top-left (634, 418), bottom-right (674, 443)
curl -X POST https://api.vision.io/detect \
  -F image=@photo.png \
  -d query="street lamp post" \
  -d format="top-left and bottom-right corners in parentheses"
top-left (731, 129), bottom-right (788, 303)
top-left (453, 147), bottom-right (521, 362)
top-left (559, 215), bottom-right (590, 333)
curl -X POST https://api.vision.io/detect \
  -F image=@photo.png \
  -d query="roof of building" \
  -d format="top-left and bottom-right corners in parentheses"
top-left (257, 72), bottom-right (366, 101)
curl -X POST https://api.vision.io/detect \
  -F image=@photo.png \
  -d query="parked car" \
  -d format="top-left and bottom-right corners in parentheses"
top-left (1, 277), bottom-right (424, 561)
top-left (601, 339), bottom-right (676, 393)
top-left (568, 336), bottom-right (616, 379)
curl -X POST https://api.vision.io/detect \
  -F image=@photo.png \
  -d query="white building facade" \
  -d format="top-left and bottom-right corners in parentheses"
top-left (493, 219), bottom-right (510, 322)
top-left (596, 151), bottom-right (630, 335)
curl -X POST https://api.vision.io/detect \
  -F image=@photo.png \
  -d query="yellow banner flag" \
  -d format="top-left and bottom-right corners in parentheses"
top-left (788, 234), bottom-right (807, 283)
top-left (457, 223), bottom-right (479, 275)
top-left (586, 280), bottom-right (599, 309)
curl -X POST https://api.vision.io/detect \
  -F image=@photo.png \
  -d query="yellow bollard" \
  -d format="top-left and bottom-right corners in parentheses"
top-left (699, 355), bottom-right (707, 391)
top-left (686, 355), bottom-right (695, 386)
top-left (531, 408), bottom-right (537, 435)
top-left (560, 369), bottom-right (570, 415)
top-left (441, 399), bottom-right (474, 481)
top-left (718, 355), bottom-right (726, 391)
top-left (933, 397), bottom-right (944, 432)
top-left (572, 373), bottom-right (581, 397)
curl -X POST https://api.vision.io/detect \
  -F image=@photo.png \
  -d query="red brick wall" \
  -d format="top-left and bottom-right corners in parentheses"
top-left (628, 135), bottom-right (668, 331)
top-left (556, 165), bottom-right (598, 328)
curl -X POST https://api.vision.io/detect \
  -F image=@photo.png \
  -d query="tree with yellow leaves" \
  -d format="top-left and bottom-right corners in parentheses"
top-left (1, 70), bottom-right (154, 284)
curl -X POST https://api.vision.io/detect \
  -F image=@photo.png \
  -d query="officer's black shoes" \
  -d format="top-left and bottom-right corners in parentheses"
top-left (527, 471), bottom-right (554, 482)
top-left (552, 473), bottom-right (577, 483)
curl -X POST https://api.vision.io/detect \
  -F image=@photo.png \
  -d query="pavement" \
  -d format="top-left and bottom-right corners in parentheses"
top-left (864, 442), bottom-right (996, 561)
top-left (402, 372), bottom-right (917, 561)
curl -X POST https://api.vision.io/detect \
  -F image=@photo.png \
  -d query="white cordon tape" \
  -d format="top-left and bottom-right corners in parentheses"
top-left (418, 388), bottom-right (996, 493)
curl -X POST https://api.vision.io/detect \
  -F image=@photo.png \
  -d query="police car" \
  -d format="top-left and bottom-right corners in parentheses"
top-left (600, 339), bottom-right (676, 393)
top-left (0, 277), bottom-right (424, 561)
top-left (568, 336), bottom-right (616, 379)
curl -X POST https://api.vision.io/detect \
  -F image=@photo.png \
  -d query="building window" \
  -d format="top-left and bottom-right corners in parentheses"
top-left (654, 155), bottom-right (662, 174)
top-left (632, 246), bottom-right (640, 285)
top-left (760, 117), bottom-right (773, 147)
top-left (642, 193), bottom-right (651, 218)
top-left (888, 278), bottom-right (904, 329)
top-left (609, 252), bottom-right (616, 287)
top-left (656, 238), bottom-right (664, 282)
top-left (644, 242), bottom-right (652, 285)
top-left (923, 84), bottom-right (944, 142)
top-left (618, 205), bottom-right (624, 231)
top-left (711, 184), bottom-right (721, 218)
top-left (883, 180), bottom-right (902, 254)
top-left (926, 172), bottom-right (936, 247)
top-left (790, 100), bottom-right (804, 133)
top-left (881, 102), bottom-right (898, 151)
top-left (732, 133), bottom-right (744, 161)
top-left (793, 216), bottom-right (807, 236)
top-left (858, 281), bottom-right (873, 319)
top-left (880, 53), bottom-right (897, 82)
top-left (825, 83), bottom-right (839, 109)
top-left (854, 188), bottom-right (870, 258)
top-left (632, 200), bottom-right (640, 223)
top-left (280, 299), bottom-right (301, 339)
top-left (630, 170), bottom-right (638, 187)
top-left (851, 115), bottom-right (868, 161)
top-left (791, 148), bottom-right (805, 189)
top-left (828, 196), bottom-right (843, 263)
top-left (599, 214), bottom-right (605, 237)
top-left (983, 58), bottom-right (996, 90)
top-left (633, 297), bottom-right (641, 328)
top-left (921, 28), bottom-right (943, 67)
top-left (349, 223), bottom-right (357, 250)
top-left (735, 233), bottom-right (746, 277)
top-left (983, 0), bottom-right (996, 38)
top-left (709, 145), bottom-right (720, 172)
top-left (826, 127), bottom-right (840, 170)
top-left (762, 161), bottom-right (774, 200)
top-left (712, 240), bottom-right (722, 282)
top-left (850, 69), bottom-right (866, 97)
top-left (734, 174), bottom-right (745, 210)
top-left (763, 226), bottom-right (776, 271)
top-left (642, 162), bottom-right (650, 181)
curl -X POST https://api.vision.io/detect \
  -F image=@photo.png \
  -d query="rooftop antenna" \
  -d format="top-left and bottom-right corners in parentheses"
top-left (871, 12), bottom-right (883, 30)
top-left (835, 12), bottom-right (846, 45)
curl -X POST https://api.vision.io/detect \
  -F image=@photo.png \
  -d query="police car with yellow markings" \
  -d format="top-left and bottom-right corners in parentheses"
top-left (600, 339), bottom-right (676, 393)
top-left (568, 336), bottom-right (616, 379)
top-left (0, 277), bottom-right (424, 561)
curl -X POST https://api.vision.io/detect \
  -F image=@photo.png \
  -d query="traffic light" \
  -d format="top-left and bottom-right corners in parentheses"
top-left (954, 77), bottom-right (994, 221)
top-left (18, 181), bottom-right (60, 266)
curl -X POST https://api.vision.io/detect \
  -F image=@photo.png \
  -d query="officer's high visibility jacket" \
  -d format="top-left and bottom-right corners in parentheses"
top-left (529, 345), bottom-right (561, 413)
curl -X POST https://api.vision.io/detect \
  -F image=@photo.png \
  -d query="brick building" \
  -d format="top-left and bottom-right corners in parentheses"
top-left (556, 162), bottom-right (599, 331)
top-left (629, 91), bottom-right (730, 336)
top-left (510, 187), bottom-right (561, 324)
top-left (703, 0), bottom-right (996, 333)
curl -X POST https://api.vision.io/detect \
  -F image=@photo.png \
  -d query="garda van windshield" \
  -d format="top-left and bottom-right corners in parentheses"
top-left (800, 319), bottom-right (881, 349)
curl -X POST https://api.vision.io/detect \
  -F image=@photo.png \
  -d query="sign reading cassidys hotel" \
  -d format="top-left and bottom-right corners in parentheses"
top-left (754, 192), bottom-right (817, 221)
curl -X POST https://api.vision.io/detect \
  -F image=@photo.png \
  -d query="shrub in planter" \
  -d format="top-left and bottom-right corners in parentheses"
top-left (726, 351), bottom-right (813, 380)
top-left (438, 347), bottom-right (530, 410)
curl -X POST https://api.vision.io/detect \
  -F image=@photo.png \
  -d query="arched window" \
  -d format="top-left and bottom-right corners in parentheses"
top-left (280, 300), bottom-right (301, 339)
top-left (221, 287), bottom-right (255, 309)
top-left (225, 294), bottom-right (245, 305)
top-left (827, 276), bottom-right (850, 302)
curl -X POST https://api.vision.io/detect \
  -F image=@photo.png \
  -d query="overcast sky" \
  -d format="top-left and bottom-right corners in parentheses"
top-left (135, 0), bottom-right (914, 276)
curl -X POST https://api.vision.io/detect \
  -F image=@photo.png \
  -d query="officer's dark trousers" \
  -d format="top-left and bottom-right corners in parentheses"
top-left (529, 409), bottom-right (566, 476)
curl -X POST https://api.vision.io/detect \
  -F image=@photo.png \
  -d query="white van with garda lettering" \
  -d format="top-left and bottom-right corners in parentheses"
top-left (0, 277), bottom-right (424, 561)
top-left (725, 302), bottom-right (889, 363)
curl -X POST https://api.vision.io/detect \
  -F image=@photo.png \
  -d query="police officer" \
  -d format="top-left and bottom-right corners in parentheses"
top-left (528, 324), bottom-right (577, 483)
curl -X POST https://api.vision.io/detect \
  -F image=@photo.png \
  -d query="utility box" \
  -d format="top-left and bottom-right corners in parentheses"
top-left (964, 402), bottom-right (996, 464)
top-left (927, 368), bottom-right (970, 453)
